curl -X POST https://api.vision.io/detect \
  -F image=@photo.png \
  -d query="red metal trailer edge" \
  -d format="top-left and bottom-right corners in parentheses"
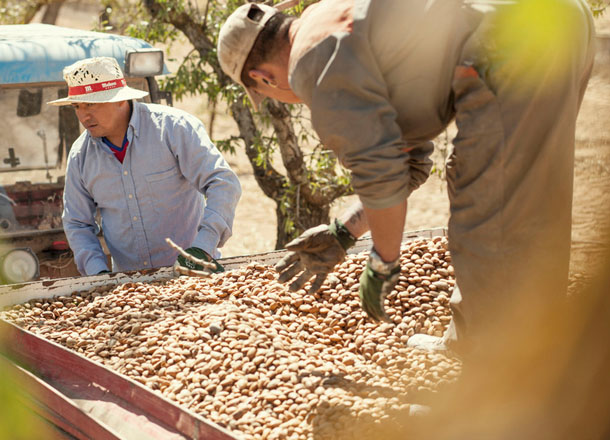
top-left (0, 320), bottom-right (241, 440)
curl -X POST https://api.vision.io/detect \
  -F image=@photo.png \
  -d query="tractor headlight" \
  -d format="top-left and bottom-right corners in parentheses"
top-left (124, 49), bottom-right (164, 76)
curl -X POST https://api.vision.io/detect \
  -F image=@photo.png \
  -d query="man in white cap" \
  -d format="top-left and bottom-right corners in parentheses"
top-left (49, 57), bottom-right (241, 276)
top-left (217, 0), bottom-right (595, 357)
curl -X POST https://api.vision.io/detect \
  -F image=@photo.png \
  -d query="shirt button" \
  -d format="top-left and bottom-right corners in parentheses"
top-left (123, 171), bottom-right (128, 176)
top-left (128, 194), bottom-right (133, 199)
top-left (132, 216), bottom-right (137, 221)
top-left (143, 262), bottom-right (148, 266)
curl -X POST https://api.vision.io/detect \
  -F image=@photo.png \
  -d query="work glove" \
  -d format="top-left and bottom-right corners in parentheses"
top-left (275, 219), bottom-right (356, 293)
top-left (359, 248), bottom-right (401, 322)
top-left (174, 247), bottom-right (224, 274)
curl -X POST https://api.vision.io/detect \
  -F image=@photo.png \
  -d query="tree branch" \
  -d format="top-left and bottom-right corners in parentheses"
top-left (230, 99), bottom-right (286, 200)
top-left (137, 0), bottom-right (350, 244)
top-left (266, 100), bottom-right (350, 205)
top-left (143, 0), bottom-right (215, 54)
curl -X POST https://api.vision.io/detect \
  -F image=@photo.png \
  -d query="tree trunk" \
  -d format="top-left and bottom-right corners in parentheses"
top-left (275, 199), bottom-right (330, 249)
top-left (23, 3), bottom-right (44, 23)
top-left (41, 2), bottom-right (62, 24)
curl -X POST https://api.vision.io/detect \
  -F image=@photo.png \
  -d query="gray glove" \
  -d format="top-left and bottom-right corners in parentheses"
top-left (275, 219), bottom-right (356, 293)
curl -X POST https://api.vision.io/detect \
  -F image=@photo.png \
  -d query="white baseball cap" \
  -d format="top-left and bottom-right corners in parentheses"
top-left (217, 3), bottom-right (278, 109)
top-left (217, 1), bottom-right (297, 109)
top-left (48, 57), bottom-right (149, 106)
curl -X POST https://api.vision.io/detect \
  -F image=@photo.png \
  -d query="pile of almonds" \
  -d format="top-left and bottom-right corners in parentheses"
top-left (2, 236), bottom-right (461, 440)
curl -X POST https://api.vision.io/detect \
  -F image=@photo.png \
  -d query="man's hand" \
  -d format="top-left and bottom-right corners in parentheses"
top-left (275, 219), bottom-right (356, 293)
top-left (174, 247), bottom-right (224, 274)
top-left (359, 248), bottom-right (401, 322)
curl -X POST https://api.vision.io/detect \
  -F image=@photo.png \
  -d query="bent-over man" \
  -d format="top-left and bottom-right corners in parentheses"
top-left (217, 0), bottom-right (595, 357)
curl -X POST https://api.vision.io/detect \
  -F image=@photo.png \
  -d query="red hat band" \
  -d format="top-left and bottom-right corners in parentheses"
top-left (68, 78), bottom-right (127, 97)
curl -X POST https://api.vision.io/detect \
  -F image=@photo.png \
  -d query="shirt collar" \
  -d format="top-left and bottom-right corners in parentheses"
top-left (128, 100), bottom-right (141, 139)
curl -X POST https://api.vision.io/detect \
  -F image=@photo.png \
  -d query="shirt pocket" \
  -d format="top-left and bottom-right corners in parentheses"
top-left (145, 166), bottom-right (185, 215)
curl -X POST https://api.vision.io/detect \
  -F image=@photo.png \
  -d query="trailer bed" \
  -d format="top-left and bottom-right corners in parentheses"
top-left (0, 228), bottom-right (447, 440)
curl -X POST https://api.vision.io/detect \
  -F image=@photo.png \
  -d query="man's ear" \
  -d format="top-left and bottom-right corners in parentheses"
top-left (249, 69), bottom-right (275, 87)
top-left (116, 100), bottom-right (132, 117)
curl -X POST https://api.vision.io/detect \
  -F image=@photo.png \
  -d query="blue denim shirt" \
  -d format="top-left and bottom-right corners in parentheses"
top-left (62, 102), bottom-right (241, 275)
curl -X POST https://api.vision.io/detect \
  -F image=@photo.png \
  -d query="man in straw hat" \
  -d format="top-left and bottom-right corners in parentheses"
top-left (49, 56), bottom-right (241, 276)
top-left (217, 0), bottom-right (594, 357)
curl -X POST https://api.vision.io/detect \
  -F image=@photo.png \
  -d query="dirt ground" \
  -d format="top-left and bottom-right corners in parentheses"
top-left (49, 4), bottom-right (610, 283)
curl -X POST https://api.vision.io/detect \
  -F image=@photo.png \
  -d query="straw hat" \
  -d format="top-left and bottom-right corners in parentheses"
top-left (48, 57), bottom-right (148, 106)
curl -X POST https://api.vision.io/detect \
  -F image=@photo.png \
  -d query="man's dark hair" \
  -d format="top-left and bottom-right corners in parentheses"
top-left (240, 12), bottom-right (295, 88)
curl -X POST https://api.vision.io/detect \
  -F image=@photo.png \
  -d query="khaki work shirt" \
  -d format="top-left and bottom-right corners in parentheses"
top-left (289, 0), bottom-right (482, 209)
